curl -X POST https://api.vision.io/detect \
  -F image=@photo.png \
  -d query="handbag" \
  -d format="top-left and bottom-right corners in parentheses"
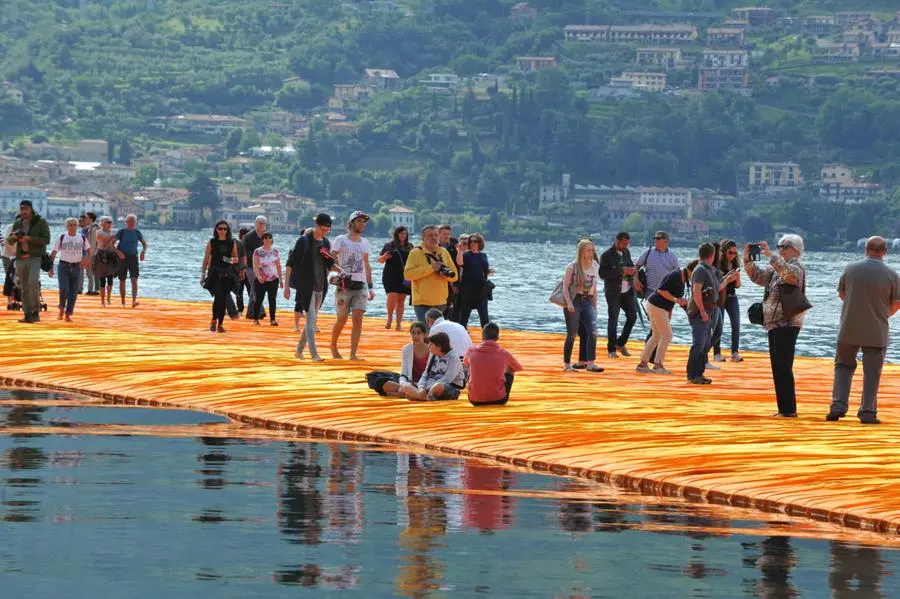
top-left (779, 269), bottom-right (811, 319)
top-left (748, 302), bottom-right (764, 325)
top-left (549, 278), bottom-right (566, 307)
top-left (484, 279), bottom-right (495, 301)
top-left (365, 371), bottom-right (400, 396)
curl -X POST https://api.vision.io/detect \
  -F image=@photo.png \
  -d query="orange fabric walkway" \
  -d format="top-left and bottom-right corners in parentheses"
top-left (2, 292), bottom-right (900, 535)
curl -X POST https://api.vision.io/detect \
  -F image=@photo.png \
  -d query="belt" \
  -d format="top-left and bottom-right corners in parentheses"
top-left (574, 294), bottom-right (594, 301)
top-left (60, 260), bottom-right (82, 266)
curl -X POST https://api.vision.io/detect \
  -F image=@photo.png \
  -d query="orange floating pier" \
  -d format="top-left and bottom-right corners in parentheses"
top-left (3, 293), bottom-right (900, 535)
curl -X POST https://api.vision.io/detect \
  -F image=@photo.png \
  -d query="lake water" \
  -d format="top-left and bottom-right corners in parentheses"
top-left (3, 388), bottom-right (899, 598)
top-left (39, 229), bottom-right (900, 361)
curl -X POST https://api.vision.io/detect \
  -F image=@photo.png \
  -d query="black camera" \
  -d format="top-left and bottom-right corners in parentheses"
top-left (438, 264), bottom-right (454, 278)
top-left (748, 243), bottom-right (762, 262)
top-left (14, 228), bottom-right (27, 238)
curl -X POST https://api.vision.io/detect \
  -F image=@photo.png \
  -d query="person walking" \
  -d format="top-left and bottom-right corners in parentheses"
top-left (93, 216), bottom-right (118, 307)
top-left (330, 211), bottom-right (375, 360)
top-left (561, 239), bottom-right (603, 372)
top-left (285, 213), bottom-right (335, 361)
top-left (252, 232), bottom-right (283, 326)
top-left (242, 216), bottom-right (267, 320)
top-left (6, 200), bottom-right (50, 323)
top-left (235, 228), bottom-right (250, 315)
top-left (634, 231), bottom-right (680, 362)
top-left (2, 221), bottom-right (16, 311)
top-left (599, 232), bottom-right (638, 359)
top-left (744, 235), bottom-right (808, 417)
top-left (827, 236), bottom-right (900, 425)
top-left (377, 225), bottom-right (413, 331)
top-left (455, 233), bottom-right (491, 329)
top-left (49, 217), bottom-right (91, 322)
top-left (712, 239), bottom-right (743, 363)
top-left (201, 220), bottom-right (239, 333)
top-left (404, 225), bottom-right (458, 323)
top-left (636, 260), bottom-right (697, 375)
top-left (114, 214), bottom-right (147, 308)
top-left (81, 212), bottom-right (100, 295)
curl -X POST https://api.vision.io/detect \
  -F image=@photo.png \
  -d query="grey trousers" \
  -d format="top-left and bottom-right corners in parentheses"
top-left (296, 290), bottom-right (324, 359)
top-left (17, 256), bottom-right (42, 319)
top-left (830, 343), bottom-right (885, 418)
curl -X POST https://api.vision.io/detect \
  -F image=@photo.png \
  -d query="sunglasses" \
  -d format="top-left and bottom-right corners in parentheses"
top-left (776, 244), bottom-right (791, 250)
top-left (216, 226), bottom-right (228, 231)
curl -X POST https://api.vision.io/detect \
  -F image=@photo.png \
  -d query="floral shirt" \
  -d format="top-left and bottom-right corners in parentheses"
top-left (744, 254), bottom-right (805, 331)
top-left (254, 247), bottom-right (281, 282)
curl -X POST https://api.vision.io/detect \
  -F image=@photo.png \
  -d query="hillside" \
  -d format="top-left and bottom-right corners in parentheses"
top-left (2, 0), bottom-right (900, 244)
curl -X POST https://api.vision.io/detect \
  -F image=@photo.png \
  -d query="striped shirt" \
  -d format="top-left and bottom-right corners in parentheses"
top-left (636, 248), bottom-right (680, 293)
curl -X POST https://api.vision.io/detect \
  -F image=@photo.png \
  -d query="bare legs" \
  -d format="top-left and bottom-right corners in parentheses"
top-left (385, 292), bottom-right (407, 330)
top-left (119, 277), bottom-right (139, 307)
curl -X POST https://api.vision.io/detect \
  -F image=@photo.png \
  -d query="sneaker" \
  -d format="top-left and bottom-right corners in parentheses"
top-left (636, 364), bottom-right (653, 374)
top-left (652, 366), bottom-right (672, 375)
top-left (713, 354), bottom-right (726, 363)
top-left (572, 363), bottom-right (587, 370)
top-left (217, 325), bottom-right (226, 333)
top-left (209, 321), bottom-right (216, 332)
top-left (585, 364), bottom-right (604, 373)
top-left (773, 412), bottom-right (797, 418)
top-left (688, 376), bottom-right (708, 385)
top-left (563, 364), bottom-right (575, 371)
top-left (730, 352), bottom-right (743, 362)
top-left (825, 412), bottom-right (844, 422)
top-left (860, 417), bottom-right (881, 425)
top-left (700, 376), bottom-right (713, 384)
top-left (608, 351), bottom-right (619, 359)
top-left (616, 346), bottom-right (631, 357)
top-left (706, 363), bottom-right (720, 370)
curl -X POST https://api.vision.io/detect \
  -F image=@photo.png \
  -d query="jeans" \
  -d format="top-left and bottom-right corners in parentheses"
top-left (606, 290), bottom-right (637, 352)
top-left (83, 263), bottom-right (96, 293)
top-left (457, 296), bottom-right (489, 330)
top-left (686, 309), bottom-right (716, 379)
top-left (296, 290), bottom-right (324, 359)
top-left (253, 279), bottom-right (279, 321)
top-left (713, 295), bottom-right (741, 355)
top-left (830, 343), bottom-right (885, 420)
top-left (17, 256), bottom-right (42, 320)
top-left (564, 297), bottom-right (597, 364)
top-left (57, 261), bottom-right (81, 315)
top-left (641, 303), bottom-right (673, 366)
top-left (768, 326), bottom-right (800, 415)
top-left (414, 304), bottom-right (446, 324)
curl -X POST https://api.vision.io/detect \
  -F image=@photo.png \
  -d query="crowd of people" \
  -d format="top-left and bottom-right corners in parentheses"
top-left (4, 198), bottom-right (900, 422)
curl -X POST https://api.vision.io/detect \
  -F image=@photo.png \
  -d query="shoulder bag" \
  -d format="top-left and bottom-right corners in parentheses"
top-left (779, 266), bottom-right (812, 319)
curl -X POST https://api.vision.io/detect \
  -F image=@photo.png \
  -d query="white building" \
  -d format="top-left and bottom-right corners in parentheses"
top-left (0, 187), bottom-right (48, 217)
top-left (539, 174), bottom-right (571, 212)
top-left (389, 206), bottom-right (416, 231)
top-left (46, 196), bottom-right (112, 220)
top-left (819, 163), bottom-right (883, 204)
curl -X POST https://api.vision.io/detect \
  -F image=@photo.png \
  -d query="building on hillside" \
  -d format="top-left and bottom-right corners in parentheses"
top-left (170, 204), bottom-right (201, 226)
top-left (153, 114), bottom-right (250, 136)
top-left (802, 15), bottom-right (837, 35)
top-left (24, 139), bottom-right (109, 164)
top-left (698, 50), bottom-right (749, 93)
top-left (263, 110), bottom-right (306, 135)
top-left (702, 49), bottom-right (749, 68)
top-left (564, 24), bottom-right (698, 44)
top-left (388, 206), bottom-right (416, 232)
top-left (538, 174), bottom-right (571, 212)
top-left (747, 162), bottom-right (803, 190)
top-left (729, 7), bottom-right (775, 27)
top-left (2, 81), bottom-right (23, 104)
top-left (589, 79), bottom-right (640, 100)
top-left (256, 192), bottom-right (316, 214)
top-left (219, 184), bottom-right (252, 205)
top-left (637, 187), bottom-right (692, 220)
top-left (329, 83), bottom-right (374, 113)
top-left (46, 196), bottom-right (111, 220)
top-left (870, 43), bottom-right (900, 59)
top-left (515, 56), bottom-right (557, 71)
top-left (510, 2), bottom-right (536, 21)
top-left (619, 71), bottom-right (667, 92)
top-left (0, 157), bottom-right (50, 186)
top-left (269, 3), bottom-right (294, 18)
top-left (364, 69), bottom-right (401, 91)
top-left (841, 29), bottom-right (876, 46)
top-left (419, 73), bottom-right (460, 92)
top-left (0, 187), bottom-right (48, 216)
top-left (815, 41), bottom-right (861, 62)
top-left (888, 30), bottom-right (900, 45)
top-left (673, 219), bottom-right (710, 236)
top-left (835, 12), bottom-right (875, 27)
top-left (635, 47), bottom-right (684, 69)
top-left (706, 27), bottom-right (745, 47)
top-left (819, 163), bottom-right (883, 204)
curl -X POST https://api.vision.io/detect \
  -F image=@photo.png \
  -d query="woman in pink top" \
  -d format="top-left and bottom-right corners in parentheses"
top-left (252, 232), bottom-right (283, 326)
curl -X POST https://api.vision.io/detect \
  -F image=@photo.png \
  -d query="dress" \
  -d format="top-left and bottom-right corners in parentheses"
top-left (381, 242), bottom-right (412, 295)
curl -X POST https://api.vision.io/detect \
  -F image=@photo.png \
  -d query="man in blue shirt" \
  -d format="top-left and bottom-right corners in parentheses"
top-left (634, 231), bottom-right (680, 363)
top-left (115, 214), bottom-right (148, 308)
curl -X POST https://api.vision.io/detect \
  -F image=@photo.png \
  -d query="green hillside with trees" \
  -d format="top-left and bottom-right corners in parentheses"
top-left (3, 0), bottom-right (900, 243)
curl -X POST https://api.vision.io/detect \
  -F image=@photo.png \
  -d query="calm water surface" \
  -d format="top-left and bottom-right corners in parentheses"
top-left (2, 389), bottom-right (899, 598)
top-left (42, 230), bottom-right (900, 361)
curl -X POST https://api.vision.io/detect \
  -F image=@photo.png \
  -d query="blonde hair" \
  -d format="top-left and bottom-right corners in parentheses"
top-left (573, 239), bottom-right (596, 288)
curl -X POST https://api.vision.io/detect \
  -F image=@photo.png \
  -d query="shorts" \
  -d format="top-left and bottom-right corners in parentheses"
top-left (427, 383), bottom-right (461, 401)
top-left (118, 254), bottom-right (139, 280)
top-left (335, 287), bottom-right (368, 316)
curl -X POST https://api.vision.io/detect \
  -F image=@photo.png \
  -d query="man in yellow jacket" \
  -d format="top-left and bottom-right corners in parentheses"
top-left (405, 224), bottom-right (459, 323)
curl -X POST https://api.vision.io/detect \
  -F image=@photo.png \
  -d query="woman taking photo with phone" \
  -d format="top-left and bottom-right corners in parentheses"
top-left (201, 220), bottom-right (239, 333)
top-left (377, 226), bottom-right (413, 331)
top-left (713, 239), bottom-right (743, 363)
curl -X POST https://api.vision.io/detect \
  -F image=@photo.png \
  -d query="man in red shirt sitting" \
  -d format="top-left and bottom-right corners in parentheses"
top-left (464, 322), bottom-right (523, 406)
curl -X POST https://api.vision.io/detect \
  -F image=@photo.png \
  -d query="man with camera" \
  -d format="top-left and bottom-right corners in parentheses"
top-left (405, 225), bottom-right (459, 324)
top-left (6, 200), bottom-right (51, 323)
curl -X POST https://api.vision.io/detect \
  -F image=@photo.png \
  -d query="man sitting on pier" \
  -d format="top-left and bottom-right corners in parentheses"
top-left (464, 323), bottom-right (522, 407)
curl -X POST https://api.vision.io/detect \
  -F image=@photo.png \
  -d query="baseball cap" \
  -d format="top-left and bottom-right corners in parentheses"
top-left (19, 200), bottom-right (33, 209)
top-left (315, 213), bottom-right (333, 227)
top-left (347, 210), bottom-right (369, 225)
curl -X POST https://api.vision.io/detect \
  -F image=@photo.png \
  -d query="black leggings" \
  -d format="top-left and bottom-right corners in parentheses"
top-left (211, 275), bottom-right (234, 325)
top-left (253, 279), bottom-right (279, 321)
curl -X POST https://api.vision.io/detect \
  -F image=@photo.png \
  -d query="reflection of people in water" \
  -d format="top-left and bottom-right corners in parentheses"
top-left (324, 447), bottom-right (364, 544)
top-left (196, 436), bottom-right (229, 490)
top-left (3, 405), bottom-right (46, 428)
top-left (746, 536), bottom-right (799, 599)
top-left (277, 443), bottom-right (324, 546)
top-left (395, 454), bottom-right (448, 599)
top-left (557, 482), bottom-right (630, 533)
top-left (829, 541), bottom-right (884, 599)
top-left (462, 462), bottom-right (514, 532)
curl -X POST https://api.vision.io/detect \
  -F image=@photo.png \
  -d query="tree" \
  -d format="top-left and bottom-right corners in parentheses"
top-left (106, 138), bottom-right (115, 164)
top-left (133, 164), bottom-right (158, 188)
top-left (188, 173), bottom-right (220, 211)
top-left (225, 128), bottom-right (243, 158)
top-left (486, 211), bottom-right (501, 238)
top-left (742, 215), bottom-right (774, 241)
top-left (238, 129), bottom-right (261, 153)
top-left (623, 212), bottom-right (645, 233)
top-left (118, 139), bottom-right (132, 165)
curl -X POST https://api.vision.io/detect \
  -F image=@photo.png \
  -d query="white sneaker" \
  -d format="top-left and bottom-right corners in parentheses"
top-left (731, 352), bottom-right (743, 362)
top-left (706, 363), bottom-right (720, 370)
top-left (713, 354), bottom-right (726, 363)
top-left (653, 366), bottom-right (672, 375)
top-left (635, 364), bottom-right (653, 374)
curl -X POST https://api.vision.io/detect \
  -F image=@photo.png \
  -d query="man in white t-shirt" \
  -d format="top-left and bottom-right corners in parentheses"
top-left (329, 211), bottom-right (375, 360)
top-left (2, 222), bottom-right (16, 310)
top-left (425, 307), bottom-right (472, 356)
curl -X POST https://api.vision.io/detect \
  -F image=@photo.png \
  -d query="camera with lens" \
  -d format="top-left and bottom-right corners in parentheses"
top-left (14, 228), bottom-right (27, 238)
top-left (748, 243), bottom-right (762, 262)
top-left (438, 264), bottom-right (454, 278)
